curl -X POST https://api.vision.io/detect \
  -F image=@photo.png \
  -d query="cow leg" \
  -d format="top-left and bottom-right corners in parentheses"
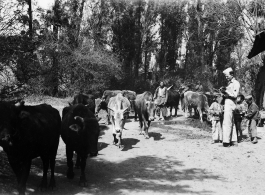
top-left (189, 107), bottom-right (192, 117)
top-left (116, 131), bottom-right (122, 148)
top-left (105, 114), bottom-right (109, 125)
top-left (66, 146), bottom-right (75, 179)
top-left (49, 156), bottom-right (56, 189)
top-left (79, 155), bottom-right (88, 187)
top-left (49, 140), bottom-right (59, 189)
top-left (142, 114), bottom-right (149, 139)
top-left (174, 106), bottom-right (178, 117)
top-left (110, 116), bottom-right (119, 145)
top-left (198, 108), bottom-right (203, 123)
top-left (75, 155), bottom-right (81, 169)
top-left (8, 160), bottom-right (21, 183)
top-left (185, 107), bottom-right (188, 118)
top-left (138, 115), bottom-right (143, 135)
top-left (156, 106), bottom-right (160, 119)
top-left (40, 156), bottom-right (49, 191)
top-left (17, 160), bottom-right (32, 195)
top-left (112, 134), bottom-right (118, 145)
top-left (170, 107), bottom-right (173, 117)
top-left (134, 111), bottom-right (138, 121)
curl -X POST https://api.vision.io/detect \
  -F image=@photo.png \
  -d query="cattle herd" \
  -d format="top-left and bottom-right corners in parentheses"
top-left (0, 86), bottom-right (213, 195)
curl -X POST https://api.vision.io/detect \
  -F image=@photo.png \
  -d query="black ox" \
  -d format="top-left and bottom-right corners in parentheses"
top-left (70, 93), bottom-right (95, 114)
top-left (61, 104), bottom-right (100, 186)
top-left (0, 101), bottom-right (61, 195)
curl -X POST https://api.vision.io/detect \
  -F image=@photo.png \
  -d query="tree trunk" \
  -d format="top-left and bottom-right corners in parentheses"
top-left (144, 50), bottom-right (148, 81)
top-left (196, 0), bottom-right (204, 72)
top-left (134, 1), bottom-right (142, 79)
top-left (77, 0), bottom-right (85, 38)
top-left (51, 0), bottom-right (60, 96)
top-left (28, 0), bottom-right (33, 39)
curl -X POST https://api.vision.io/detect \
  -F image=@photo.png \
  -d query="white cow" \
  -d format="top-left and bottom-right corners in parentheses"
top-left (108, 93), bottom-right (131, 148)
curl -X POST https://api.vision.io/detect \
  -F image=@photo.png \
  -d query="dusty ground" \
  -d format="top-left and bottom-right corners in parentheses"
top-left (1, 96), bottom-right (265, 195)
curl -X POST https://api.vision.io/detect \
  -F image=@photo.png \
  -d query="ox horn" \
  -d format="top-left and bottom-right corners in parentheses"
top-left (74, 116), bottom-right (84, 123)
top-left (108, 107), bottom-right (114, 112)
top-left (122, 107), bottom-right (129, 113)
top-left (15, 101), bottom-right (25, 107)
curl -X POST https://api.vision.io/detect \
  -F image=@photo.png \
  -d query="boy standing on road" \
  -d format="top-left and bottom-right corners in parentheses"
top-left (234, 94), bottom-right (246, 142)
top-left (208, 95), bottom-right (223, 144)
top-left (244, 95), bottom-right (260, 144)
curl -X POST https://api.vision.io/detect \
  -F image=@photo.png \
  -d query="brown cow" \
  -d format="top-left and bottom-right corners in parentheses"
top-left (134, 91), bottom-right (156, 139)
top-left (182, 91), bottom-right (209, 122)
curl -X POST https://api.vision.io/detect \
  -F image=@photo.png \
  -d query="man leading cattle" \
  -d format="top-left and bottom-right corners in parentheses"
top-left (220, 67), bottom-right (240, 147)
top-left (154, 81), bottom-right (168, 121)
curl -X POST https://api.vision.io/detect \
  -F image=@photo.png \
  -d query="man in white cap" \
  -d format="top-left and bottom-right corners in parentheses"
top-left (220, 67), bottom-right (240, 147)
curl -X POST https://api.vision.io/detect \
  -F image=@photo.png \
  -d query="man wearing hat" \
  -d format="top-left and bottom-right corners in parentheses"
top-left (221, 67), bottom-right (240, 147)
top-left (244, 95), bottom-right (260, 144)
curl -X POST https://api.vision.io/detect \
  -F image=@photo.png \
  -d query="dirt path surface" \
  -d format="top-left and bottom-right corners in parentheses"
top-left (1, 97), bottom-right (265, 195)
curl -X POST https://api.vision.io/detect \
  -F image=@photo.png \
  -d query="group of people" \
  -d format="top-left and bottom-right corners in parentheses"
top-left (208, 67), bottom-right (261, 147)
top-left (145, 67), bottom-right (261, 147)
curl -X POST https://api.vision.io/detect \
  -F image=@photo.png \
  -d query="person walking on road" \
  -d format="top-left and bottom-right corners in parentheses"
top-left (154, 81), bottom-right (168, 121)
top-left (221, 67), bottom-right (240, 147)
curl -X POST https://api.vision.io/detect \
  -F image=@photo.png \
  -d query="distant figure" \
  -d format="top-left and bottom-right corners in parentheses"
top-left (154, 81), bottom-right (168, 121)
top-left (208, 95), bottom-right (223, 144)
top-left (195, 81), bottom-right (203, 92)
top-left (244, 95), bottom-right (260, 144)
top-left (221, 67), bottom-right (240, 147)
top-left (234, 94), bottom-right (246, 142)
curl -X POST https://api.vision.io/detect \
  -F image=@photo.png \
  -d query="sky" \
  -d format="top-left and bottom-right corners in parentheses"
top-left (36, 0), bottom-right (54, 9)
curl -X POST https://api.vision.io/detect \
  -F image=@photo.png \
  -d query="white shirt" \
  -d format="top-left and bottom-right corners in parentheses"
top-left (224, 78), bottom-right (240, 111)
top-left (225, 78), bottom-right (240, 98)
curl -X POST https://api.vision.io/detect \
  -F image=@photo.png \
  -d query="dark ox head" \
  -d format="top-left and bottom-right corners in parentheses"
top-left (95, 98), bottom-right (107, 114)
top-left (69, 116), bottom-right (100, 157)
top-left (0, 101), bottom-right (25, 148)
top-left (145, 99), bottom-right (155, 121)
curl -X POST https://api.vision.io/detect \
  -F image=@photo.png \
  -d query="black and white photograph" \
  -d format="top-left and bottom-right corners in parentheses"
top-left (0, 0), bottom-right (265, 194)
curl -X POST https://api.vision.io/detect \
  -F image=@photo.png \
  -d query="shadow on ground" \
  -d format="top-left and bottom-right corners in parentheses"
top-left (121, 138), bottom-right (140, 151)
top-left (1, 149), bottom-right (224, 195)
top-left (148, 132), bottom-right (164, 141)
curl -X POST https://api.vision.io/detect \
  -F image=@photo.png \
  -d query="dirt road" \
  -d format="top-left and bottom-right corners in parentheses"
top-left (1, 98), bottom-right (265, 195)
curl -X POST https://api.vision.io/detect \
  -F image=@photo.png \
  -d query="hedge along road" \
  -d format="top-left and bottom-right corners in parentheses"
top-left (1, 97), bottom-right (265, 195)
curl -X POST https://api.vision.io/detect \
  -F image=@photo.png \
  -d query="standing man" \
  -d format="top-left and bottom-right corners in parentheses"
top-left (221, 67), bottom-right (240, 147)
top-left (154, 81), bottom-right (168, 121)
top-left (244, 95), bottom-right (260, 144)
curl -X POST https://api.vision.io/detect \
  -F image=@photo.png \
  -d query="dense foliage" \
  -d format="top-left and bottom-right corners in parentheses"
top-left (0, 0), bottom-right (264, 98)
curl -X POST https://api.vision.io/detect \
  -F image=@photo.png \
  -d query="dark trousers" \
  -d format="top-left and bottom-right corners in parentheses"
top-left (248, 119), bottom-right (257, 138)
top-left (234, 118), bottom-right (243, 139)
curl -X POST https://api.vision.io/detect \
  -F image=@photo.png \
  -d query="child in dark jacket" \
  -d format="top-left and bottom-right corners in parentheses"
top-left (234, 94), bottom-right (246, 142)
top-left (244, 95), bottom-right (260, 144)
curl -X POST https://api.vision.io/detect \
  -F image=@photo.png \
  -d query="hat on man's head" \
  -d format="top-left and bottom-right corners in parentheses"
top-left (223, 67), bottom-right (233, 75)
top-left (245, 95), bottom-right (253, 100)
